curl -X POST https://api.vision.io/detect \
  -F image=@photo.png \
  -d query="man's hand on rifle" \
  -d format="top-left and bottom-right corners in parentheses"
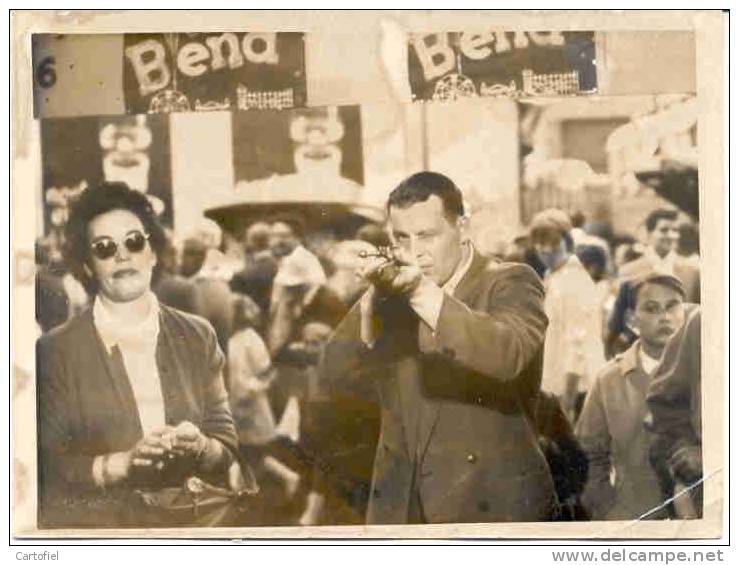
top-left (357, 246), bottom-right (422, 296)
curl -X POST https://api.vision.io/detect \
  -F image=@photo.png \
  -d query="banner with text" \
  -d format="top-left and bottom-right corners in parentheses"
top-left (123, 32), bottom-right (306, 114)
top-left (408, 31), bottom-right (597, 102)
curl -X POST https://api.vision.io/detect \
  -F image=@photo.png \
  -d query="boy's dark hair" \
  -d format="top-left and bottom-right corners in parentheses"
top-left (63, 182), bottom-right (166, 295)
top-left (645, 208), bottom-right (678, 233)
top-left (387, 171), bottom-right (465, 221)
top-left (632, 272), bottom-right (686, 305)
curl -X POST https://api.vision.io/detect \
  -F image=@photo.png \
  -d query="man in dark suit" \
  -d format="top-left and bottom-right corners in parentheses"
top-left (322, 172), bottom-right (557, 524)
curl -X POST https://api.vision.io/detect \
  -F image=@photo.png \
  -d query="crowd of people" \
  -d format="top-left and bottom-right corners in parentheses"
top-left (34, 174), bottom-right (703, 528)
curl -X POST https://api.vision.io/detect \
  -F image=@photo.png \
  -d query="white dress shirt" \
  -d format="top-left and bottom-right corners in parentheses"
top-left (643, 247), bottom-right (677, 275)
top-left (409, 241), bottom-right (474, 331)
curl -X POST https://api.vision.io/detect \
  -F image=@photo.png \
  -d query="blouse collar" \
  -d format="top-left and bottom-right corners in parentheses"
top-left (93, 291), bottom-right (160, 352)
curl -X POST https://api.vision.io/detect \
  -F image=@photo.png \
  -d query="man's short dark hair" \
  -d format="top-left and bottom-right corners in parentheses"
top-left (387, 171), bottom-right (465, 221)
top-left (645, 208), bottom-right (678, 232)
top-left (63, 182), bottom-right (167, 295)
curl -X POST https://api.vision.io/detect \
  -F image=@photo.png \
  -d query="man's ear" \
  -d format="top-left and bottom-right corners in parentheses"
top-left (457, 214), bottom-right (470, 240)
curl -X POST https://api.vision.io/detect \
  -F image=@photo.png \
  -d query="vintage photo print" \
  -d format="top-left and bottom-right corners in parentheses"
top-left (10, 10), bottom-right (725, 539)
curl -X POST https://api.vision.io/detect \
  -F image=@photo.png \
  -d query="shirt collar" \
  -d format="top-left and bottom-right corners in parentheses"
top-left (617, 339), bottom-right (643, 377)
top-left (442, 241), bottom-right (474, 293)
top-left (93, 291), bottom-right (160, 352)
top-left (644, 247), bottom-right (677, 274)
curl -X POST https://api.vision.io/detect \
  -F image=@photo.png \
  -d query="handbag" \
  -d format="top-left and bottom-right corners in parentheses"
top-left (130, 461), bottom-right (260, 528)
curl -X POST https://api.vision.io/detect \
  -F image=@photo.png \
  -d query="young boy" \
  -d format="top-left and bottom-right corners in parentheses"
top-left (576, 272), bottom-right (686, 520)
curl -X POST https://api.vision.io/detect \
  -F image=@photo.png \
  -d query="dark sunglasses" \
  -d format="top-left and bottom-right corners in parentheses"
top-left (90, 231), bottom-right (150, 261)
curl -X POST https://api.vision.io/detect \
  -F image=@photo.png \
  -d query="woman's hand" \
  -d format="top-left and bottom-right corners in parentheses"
top-left (172, 421), bottom-right (230, 474)
top-left (102, 426), bottom-right (176, 486)
top-left (171, 421), bottom-right (208, 460)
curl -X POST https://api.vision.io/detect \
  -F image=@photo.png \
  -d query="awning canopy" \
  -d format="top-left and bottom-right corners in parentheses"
top-left (204, 173), bottom-right (385, 238)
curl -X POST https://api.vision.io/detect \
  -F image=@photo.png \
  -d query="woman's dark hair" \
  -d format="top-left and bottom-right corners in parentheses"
top-left (63, 182), bottom-right (167, 295)
top-left (387, 171), bottom-right (465, 221)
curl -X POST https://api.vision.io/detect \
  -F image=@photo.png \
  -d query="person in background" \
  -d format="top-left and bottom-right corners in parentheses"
top-left (227, 294), bottom-right (303, 525)
top-left (152, 233), bottom-right (202, 316)
top-left (267, 237), bottom-right (346, 436)
top-left (677, 222), bottom-right (700, 268)
top-left (35, 238), bottom-right (70, 333)
top-left (228, 295), bottom-right (277, 454)
top-left (612, 235), bottom-right (642, 273)
top-left (503, 231), bottom-right (547, 280)
top-left (646, 307), bottom-right (702, 519)
top-left (266, 214), bottom-right (337, 360)
top-left (533, 390), bottom-right (589, 521)
top-left (530, 208), bottom-right (605, 422)
top-left (181, 236), bottom-right (235, 360)
top-left (230, 222), bottom-right (278, 316)
top-left (606, 209), bottom-right (700, 358)
top-left (576, 243), bottom-right (617, 343)
top-left (577, 272), bottom-right (686, 520)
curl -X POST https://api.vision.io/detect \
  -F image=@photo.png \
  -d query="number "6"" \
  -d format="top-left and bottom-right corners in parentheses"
top-left (36, 56), bottom-right (57, 89)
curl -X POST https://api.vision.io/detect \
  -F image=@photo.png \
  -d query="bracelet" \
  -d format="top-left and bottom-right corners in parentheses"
top-left (101, 453), bottom-right (113, 488)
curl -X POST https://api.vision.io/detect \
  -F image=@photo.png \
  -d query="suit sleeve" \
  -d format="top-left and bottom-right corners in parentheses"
top-left (576, 374), bottom-right (616, 519)
top-left (37, 334), bottom-right (97, 496)
top-left (417, 264), bottom-right (548, 382)
top-left (646, 309), bottom-right (702, 473)
top-left (320, 299), bottom-right (370, 385)
top-left (199, 322), bottom-right (239, 457)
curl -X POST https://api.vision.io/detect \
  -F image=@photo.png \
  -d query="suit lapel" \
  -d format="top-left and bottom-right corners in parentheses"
top-left (81, 310), bottom-right (143, 438)
top-left (416, 251), bottom-right (490, 459)
top-left (156, 307), bottom-right (194, 426)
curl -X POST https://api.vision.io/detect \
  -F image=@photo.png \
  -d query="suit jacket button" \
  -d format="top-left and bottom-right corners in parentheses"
top-left (442, 347), bottom-right (455, 359)
top-left (466, 453), bottom-right (477, 463)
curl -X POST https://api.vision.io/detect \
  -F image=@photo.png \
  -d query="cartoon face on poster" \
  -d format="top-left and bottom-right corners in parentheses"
top-left (41, 114), bottom-right (173, 232)
top-left (232, 105), bottom-right (363, 185)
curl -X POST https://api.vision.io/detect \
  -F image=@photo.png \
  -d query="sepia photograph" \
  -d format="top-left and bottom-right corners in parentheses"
top-left (9, 9), bottom-right (726, 541)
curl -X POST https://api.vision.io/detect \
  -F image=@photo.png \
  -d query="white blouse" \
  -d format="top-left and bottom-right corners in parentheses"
top-left (93, 292), bottom-right (166, 435)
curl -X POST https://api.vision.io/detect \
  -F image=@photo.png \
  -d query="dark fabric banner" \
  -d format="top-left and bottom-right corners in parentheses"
top-left (408, 31), bottom-right (596, 102)
top-left (40, 114), bottom-right (173, 232)
top-left (123, 32), bottom-right (306, 114)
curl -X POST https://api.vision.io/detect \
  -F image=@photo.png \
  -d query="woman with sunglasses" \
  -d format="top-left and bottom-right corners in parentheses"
top-left (36, 182), bottom-right (240, 528)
